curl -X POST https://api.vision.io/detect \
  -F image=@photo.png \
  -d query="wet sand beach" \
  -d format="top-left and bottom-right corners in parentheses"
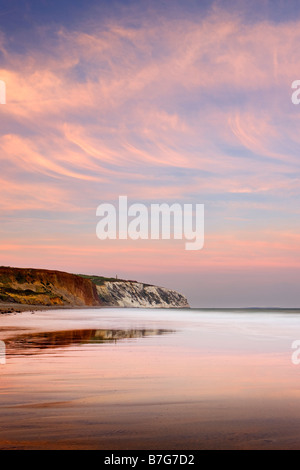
top-left (1, 308), bottom-right (300, 450)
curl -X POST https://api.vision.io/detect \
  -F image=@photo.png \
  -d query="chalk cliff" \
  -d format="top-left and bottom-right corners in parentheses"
top-left (0, 267), bottom-right (190, 309)
top-left (96, 281), bottom-right (190, 308)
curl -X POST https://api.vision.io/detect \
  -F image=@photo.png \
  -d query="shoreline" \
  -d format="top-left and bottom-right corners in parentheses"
top-left (1, 303), bottom-right (300, 315)
top-left (0, 303), bottom-right (109, 315)
top-left (0, 303), bottom-right (191, 315)
top-left (0, 303), bottom-right (51, 315)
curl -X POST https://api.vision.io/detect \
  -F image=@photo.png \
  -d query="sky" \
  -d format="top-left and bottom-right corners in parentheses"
top-left (0, 0), bottom-right (300, 307)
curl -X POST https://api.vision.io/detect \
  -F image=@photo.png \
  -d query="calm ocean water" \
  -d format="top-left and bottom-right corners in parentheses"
top-left (1, 307), bottom-right (300, 449)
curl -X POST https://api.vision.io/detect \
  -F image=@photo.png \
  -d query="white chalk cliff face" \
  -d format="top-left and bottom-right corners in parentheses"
top-left (96, 281), bottom-right (190, 308)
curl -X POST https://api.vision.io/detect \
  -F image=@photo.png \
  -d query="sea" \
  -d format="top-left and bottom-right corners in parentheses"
top-left (0, 307), bottom-right (300, 450)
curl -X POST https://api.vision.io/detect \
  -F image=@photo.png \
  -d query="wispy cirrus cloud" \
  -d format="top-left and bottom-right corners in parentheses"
top-left (1, 2), bottom-right (300, 305)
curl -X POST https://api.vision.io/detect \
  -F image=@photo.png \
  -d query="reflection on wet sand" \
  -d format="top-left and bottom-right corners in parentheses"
top-left (2, 308), bottom-right (300, 450)
top-left (5, 328), bottom-right (174, 356)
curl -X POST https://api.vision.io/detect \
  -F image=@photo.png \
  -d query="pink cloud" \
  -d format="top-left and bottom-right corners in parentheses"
top-left (1, 6), bottom-right (300, 299)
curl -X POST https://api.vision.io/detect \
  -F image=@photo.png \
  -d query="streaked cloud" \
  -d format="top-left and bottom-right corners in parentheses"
top-left (1, 1), bottom-right (300, 305)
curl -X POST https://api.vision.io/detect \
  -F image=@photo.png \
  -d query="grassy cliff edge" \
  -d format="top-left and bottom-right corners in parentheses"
top-left (0, 267), bottom-right (190, 309)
